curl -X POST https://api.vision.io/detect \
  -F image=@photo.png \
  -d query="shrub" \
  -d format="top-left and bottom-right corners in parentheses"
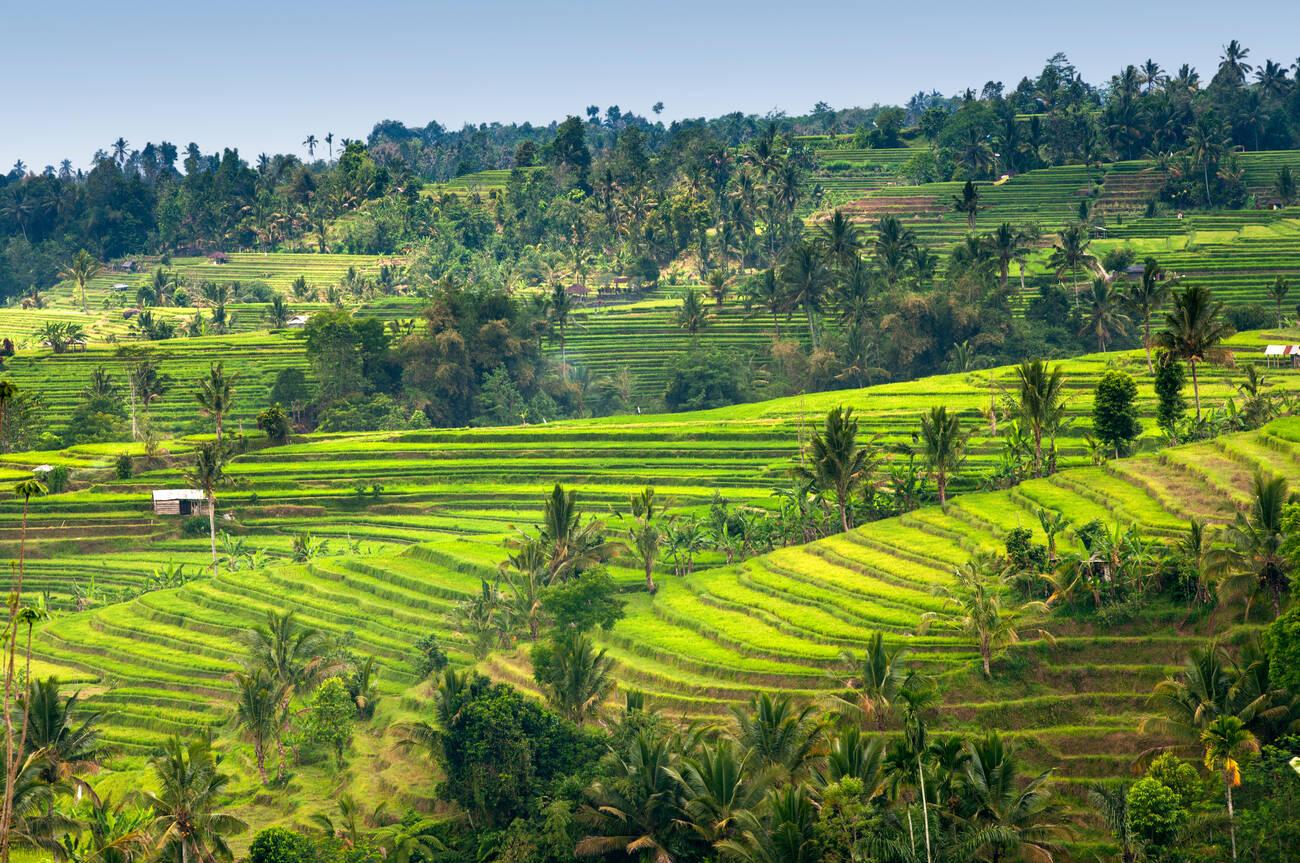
top-left (1264, 602), bottom-right (1300, 694)
top-left (663, 347), bottom-right (747, 412)
top-left (1227, 304), bottom-right (1270, 332)
top-left (114, 453), bottom-right (133, 479)
top-left (1127, 776), bottom-right (1187, 849)
top-left (257, 404), bottom-right (291, 444)
top-left (413, 635), bottom-right (448, 679)
top-left (306, 677), bottom-right (355, 769)
top-left (1093, 369), bottom-right (1141, 458)
top-left (45, 465), bottom-right (71, 493)
top-left (540, 570), bottom-right (625, 632)
top-left (248, 828), bottom-right (315, 863)
top-left (181, 515), bottom-right (209, 537)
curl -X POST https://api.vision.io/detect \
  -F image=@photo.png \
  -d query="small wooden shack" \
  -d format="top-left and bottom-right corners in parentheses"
top-left (152, 489), bottom-right (209, 516)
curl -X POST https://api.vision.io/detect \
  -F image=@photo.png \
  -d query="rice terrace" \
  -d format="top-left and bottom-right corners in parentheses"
top-left (3, 12), bottom-right (1300, 863)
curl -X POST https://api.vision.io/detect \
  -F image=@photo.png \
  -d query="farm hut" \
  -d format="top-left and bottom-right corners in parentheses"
top-left (286, 314), bottom-right (311, 329)
top-left (1264, 345), bottom-right (1300, 368)
top-left (209, 252), bottom-right (229, 264)
top-left (565, 283), bottom-right (589, 298)
top-left (152, 489), bottom-right (210, 517)
top-left (122, 308), bottom-right (141, 320)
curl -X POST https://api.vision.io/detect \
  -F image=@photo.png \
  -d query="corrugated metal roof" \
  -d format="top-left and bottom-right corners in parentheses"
top-left (152, 489), bottom-right (206, 501)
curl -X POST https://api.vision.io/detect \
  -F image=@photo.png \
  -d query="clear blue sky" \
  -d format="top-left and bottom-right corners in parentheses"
top-left (3, 0), bottom-right (1298, 170)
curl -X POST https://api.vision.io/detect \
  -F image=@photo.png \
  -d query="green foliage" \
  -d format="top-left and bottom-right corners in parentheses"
top-left (113, 453), bottom-right (133, 479)
top-left (412, 634), bottom-right (449, 680)
top-left (181, 514), bottom-right (209, 537)
top-left (249, 827), bottom-right (316, 863)
top-left (256, 403), bottom-right (291, 444)
top-left (530, 629), bottom-right (616, 723)
top-left (1092, 369), bottom-right (1141, 457)
top-left (663, 346), bottom-right (746, 412)
top-left (1264, 601), bottom-right (1300, 694)
top-left (540, 570), bottom-right (625, 633)
top-left (307, 677), bottom-right (355, 768)
top-left (1154, 353), bottom-right (1187, 439)
top-left (438, 675), bottom-right (602, 828)
top-left (1126, 775), bottom-right (1187, 849)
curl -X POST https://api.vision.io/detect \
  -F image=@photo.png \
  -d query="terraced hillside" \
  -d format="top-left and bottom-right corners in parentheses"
top-left (4, 333), bottom-right (1298, 759)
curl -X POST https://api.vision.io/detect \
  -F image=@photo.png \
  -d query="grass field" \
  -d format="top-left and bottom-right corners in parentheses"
top-left (3, 333), bottom-right (1299, 837)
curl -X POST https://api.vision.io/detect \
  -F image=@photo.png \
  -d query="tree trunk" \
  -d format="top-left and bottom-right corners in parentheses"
top-left (1144, 318), bottom-right (1153, 373)
top-left (805, 305), bottom-right (818, 349)
top-left (981, 635), bottom-right (992, 679)
top-left (645, 561), bottom-right (656, 595)
top-left (1190, 359), bottom-right (1202, 421)
top-left (1226, 776), bottom-right (1237, 862)
top-left (917, 759), bottom-right (933, 863)
top-left (937, 472), bottom-right (947, 505)
top-left (208, 493), bottom-right (219, 578)
top-left (0, 497), bottom-right (33, 863)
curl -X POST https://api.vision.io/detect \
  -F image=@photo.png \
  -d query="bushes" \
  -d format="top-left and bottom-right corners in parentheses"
top-left (1092, 369), bottom-right (1141, 457)
top-left (114, 453), bottom-right (133, 479)
top-left (663, 347), bottom-right (747, 412)
top-left (249, 828), bottom-right (315, 863)
top-left (412, 634), bottom-right (448, 679)
top-left (181, 515), bottom-right (209, 537)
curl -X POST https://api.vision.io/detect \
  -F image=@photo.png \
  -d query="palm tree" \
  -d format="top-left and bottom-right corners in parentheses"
top-left (624, 488), bottom-right (662, 594)
top-left (1218, 40), bottom-right (1253, 85)
top-left (747, 268), bottom-right (788, 335)
top-left (141, 736), bottom-right (247, 863)
top-left (241, 609), bottom-right (330, 694)
top-left (231, 668), bottom-right (284, 785)
top-left (576, 731), bottom-right (684, 863)
top-left (1079, 277), bottom-right (1131, 352)
top-left (1141, 59), bottom-right (1165, 92)
top-left (374, 819), bottom-right (445, 863)
top-left (303, 135), bottom-right (318, 157)
top-left (1014, 360), bottom-right (1068, 477)
top-left (676, 289), bottom-right (707, 336)
top-left (963, 733), bottom-right (1062, 863)
top-left (988, 223), bottom-right (1028, 295)
top-left (531, 483), bottom-right (620, 583)
top-left (22, 677), bottom-right (102, 784)
top-left (874, 215), bottom-right (918, 291)
top-left (55, 786), bottom-right (154, 863)
top-left (546, 284), bottom-right (575, 378)
top-left (1266, 276), bottom-right (1290, 327)
top-left (666, 739), bottom-right (769, 845)
top-left (732, 693), bottom-right (822, 777)
top-left (60, 250), bottom-right (101, 315)
top-left (1201, 716), bottom-right (1257, 862)
top-left (184, 442), bottom-right (229, 579)
top-left (818, 209), bottom-right (861, 273)
top-left (919, 406), bottom-right (966, 505)
top-left (831, 632), bottom-right (908, 730)
top-left (706, 271), bottom-right (729, 308)
top-left (793, 406), bottom-right (877, 533)
top-left (927, 553), bottom-right (1051, 679)
top-left (1127, 258), bottom-right (1175, 372)
top-left (266, 295), bottom-right (290, 328)
top-left (714, 784), bottom-right (819, 863)
top-left (779, 240), bottom-right (832, 348)
top-left (953, 180), bottom-right (981, 230)
top-left (1087, 783), bottom-right (1141, 863)
top-left (536, 630), bottom-right (615, 723)
top-left (1213, 471), bottom-right (1292, 618)
top-left (195, 363), bottom-right (236, 445)
top-left (1155, 285), bottom-right (1232, 421)
top-left (1186, 115), bottom-right (1229, 206)
top-left (1046, 224), bottom-right (1093, 303)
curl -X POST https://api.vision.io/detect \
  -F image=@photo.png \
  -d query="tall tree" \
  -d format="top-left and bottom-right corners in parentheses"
top-left (1155, 286), bottom-right (1232, 421)
top-left (1047, 224), bottom-right (1093, 303)
top-left (1201, 716), bottom-right (1257, 862)
top-left (195, 362), bottom-right (236, 445)
top-left (779, 241), bottom-right (832, 348)
top-left (60, 249), bottom-right (100, 315)
top-left (1014, 360), bottom-right (1068, 476)
top-left (1266, 276), bottom-right (1290, 327)
top-left (231, 669), bottom-right (284, 785)
top-left (1127, 258), bottom-right (1175, 372)
top-left (141, 736), bottom-right (247, 863)
top-left (952, 181), bottom-right (981, 230)
top-left (918, 406), bottom-right (966, 504)
top-left (793, 406), bottom-right (877, 533)
top-left (1214, 471), bottom-right (1292, 617)
top-left (184, 442), bottom-right (230, 578)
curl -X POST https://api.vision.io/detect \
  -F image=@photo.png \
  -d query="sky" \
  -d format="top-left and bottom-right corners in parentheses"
top-left (3, 0), bottom-right (1299, 170)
